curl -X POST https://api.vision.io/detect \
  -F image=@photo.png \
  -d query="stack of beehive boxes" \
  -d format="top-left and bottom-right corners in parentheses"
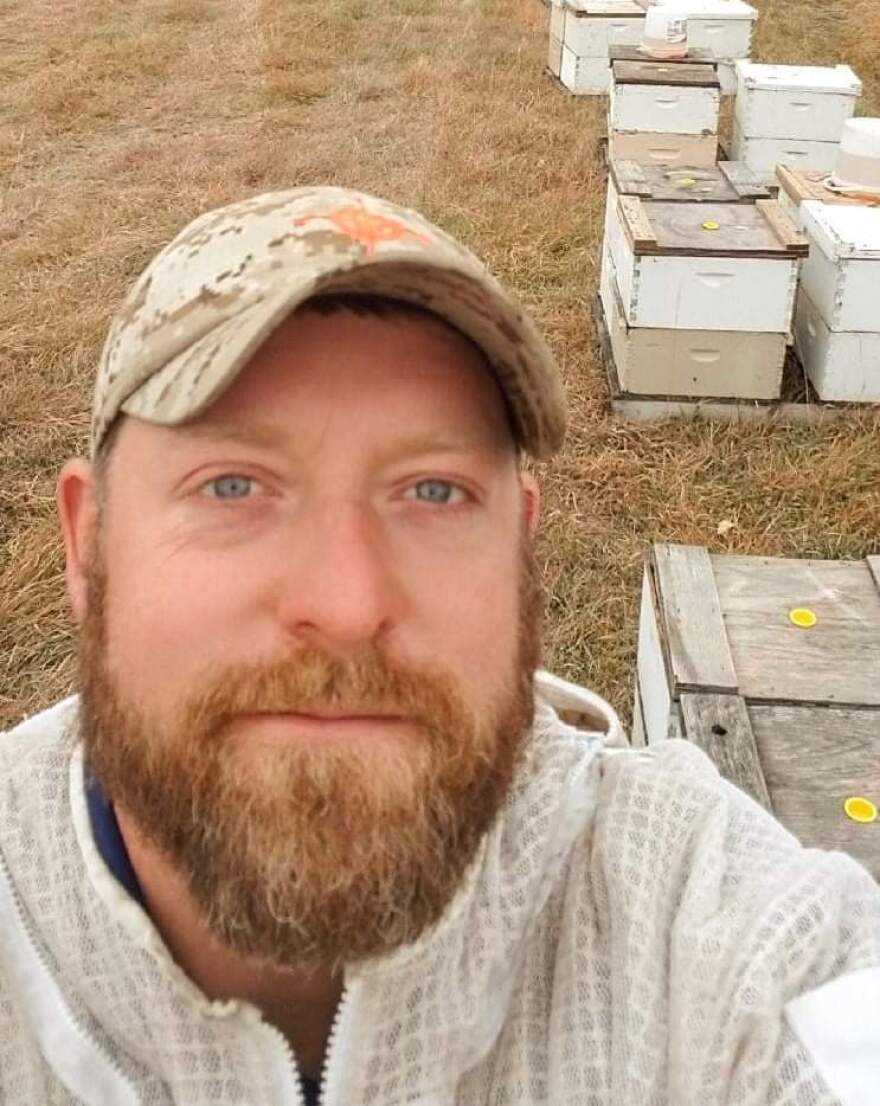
top-left (636, 0), bottom-right (758, 94)
top-left (598, 159), bottom-right (807, 399)
top-left (791, 202), bottom-right (880, 402)
top-left (731, 63), bottom-right (862, 184)
top-left (608, 55), bottom-right (720, 167)
top-left (548, 0), bottom-right (646, 94)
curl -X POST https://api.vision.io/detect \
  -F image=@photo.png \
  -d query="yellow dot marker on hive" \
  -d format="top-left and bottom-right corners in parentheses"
top-left (789, 607), bottom-right (817, 628)
top-left (702, 220), bottom-right (720, 230)
top-left (844, 796), bottom-right (877, 824)
top-left (677, 177), bottom-right (697, 186)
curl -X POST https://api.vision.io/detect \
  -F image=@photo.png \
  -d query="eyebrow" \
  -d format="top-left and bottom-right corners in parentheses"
top-left (172, 421), bottom-right (291, 451)
top-left (174, 420), bottom-right (505, 459)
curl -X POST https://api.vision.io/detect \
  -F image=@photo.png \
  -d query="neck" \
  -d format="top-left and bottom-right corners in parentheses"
top-left (115, 806), bottom-right (343, 1081)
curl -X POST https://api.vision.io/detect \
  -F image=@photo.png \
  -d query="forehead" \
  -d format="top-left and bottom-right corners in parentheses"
top-left (111, 306), bottom-right (516, 465)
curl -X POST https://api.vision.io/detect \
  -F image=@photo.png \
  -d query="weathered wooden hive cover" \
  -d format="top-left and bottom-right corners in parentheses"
top-left (634, 543), bottom-right (880, 881)
top-left (611, 59), bottom-right (720, 89)
top-left (776, 165), bottom-right (880, 217)
top-left (610, 159), bottom-right (770, 203)
top-left (618, 196), bottom-right (808, 257)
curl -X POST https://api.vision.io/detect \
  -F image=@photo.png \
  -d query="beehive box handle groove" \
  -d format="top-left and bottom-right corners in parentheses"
top-left (681, 692), bottom-right (773, 811)
top-left (718, 160), bottom-right (771, 199)
top-left (618, 195), bottom-right (657, 252)
top-left (651, 544), bottom-right (739, 693)
top-left (756, 199), bottom-right (809, 257)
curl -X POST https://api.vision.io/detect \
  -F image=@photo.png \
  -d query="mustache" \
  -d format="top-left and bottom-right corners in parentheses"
top-left (176, 646), bottom-right (471, 738)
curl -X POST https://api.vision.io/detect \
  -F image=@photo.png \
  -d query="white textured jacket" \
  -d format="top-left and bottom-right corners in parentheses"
top-left (0, 675), bottom-right (878, 1106)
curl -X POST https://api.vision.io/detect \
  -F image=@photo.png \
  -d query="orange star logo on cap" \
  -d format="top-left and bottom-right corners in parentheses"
top-left (293, 202), bottom-right (433, 255)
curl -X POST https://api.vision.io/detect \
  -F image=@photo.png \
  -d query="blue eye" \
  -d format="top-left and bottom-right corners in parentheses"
top-left (406, 480), bottom-right (465, 505)
top-left (205, 475), bottom-right (255, 499)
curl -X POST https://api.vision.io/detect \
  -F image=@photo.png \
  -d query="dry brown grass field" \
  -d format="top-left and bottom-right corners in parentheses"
top-left (1, 0), bottom-right (878, 729)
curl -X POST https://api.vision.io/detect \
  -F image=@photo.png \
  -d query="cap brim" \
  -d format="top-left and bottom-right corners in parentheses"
top-left (119, 258), bottom-right (566, 459)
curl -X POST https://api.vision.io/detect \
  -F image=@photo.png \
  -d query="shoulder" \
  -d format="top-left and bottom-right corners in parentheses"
top-left (575, 738), bottom-right (880, 966)
top-left (0, 697), bottom-right (80, 811)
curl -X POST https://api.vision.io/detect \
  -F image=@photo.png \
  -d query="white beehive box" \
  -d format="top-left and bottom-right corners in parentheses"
top-left (730, 124), bottom-right (841, 186)
top-left (608, 129), bottom-right (718, 166)
top-left (798, 201), bottom-right (880, 332)
top-left (609, 59), bottom-right (720, 136)
top-left (775, 165), bottom-right (878, 228)
top-left (793, 286), bottom-right (880, 402)
top-left (605, 195), bottom-right (807, 331)
top-left (637, 0), bottom-right (757, 93)
top-left (549, 0), bottom-right (645, 93)
top-left (600, 245), bottom-right (786, 397)
top-left (734, 62), bottom-right (861, 142)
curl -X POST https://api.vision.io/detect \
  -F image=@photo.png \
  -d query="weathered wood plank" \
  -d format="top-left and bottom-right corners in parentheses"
top-left (637, 564), bottom-right (675, 744)
top-left (653, 544), bottom-right (738, 693)
top-left (618, 195), bottom-right (657, 251)
top-left (610, 158), bottom-right (651, 197)
top-left (710, 556), bottom-right (880, 707)
top-left (608, 45), bottom-right (714, 65)
top-left (612, 59), bottom-right (719, 87)
top-left (717, 160), bottom-right (771, 199)
top-left (757, 198), bottom-right (810, 256)
top-left (681, 692), bottom-right (773, 810)
top-left (631, 676), bottom-right (648, 748)
top-left (750, 704), bottom-right (880, 881)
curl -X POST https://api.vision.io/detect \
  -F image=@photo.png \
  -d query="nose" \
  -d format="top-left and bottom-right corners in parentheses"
top-left (274, 498), bottom-right (402, 653)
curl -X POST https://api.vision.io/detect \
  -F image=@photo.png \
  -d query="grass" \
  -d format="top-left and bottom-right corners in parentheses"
top-left (1, 0), bottom-right (878, 728)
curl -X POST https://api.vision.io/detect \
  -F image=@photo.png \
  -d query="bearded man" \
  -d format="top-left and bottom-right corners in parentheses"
top-left (1, 187), bottom-right (877, 1106)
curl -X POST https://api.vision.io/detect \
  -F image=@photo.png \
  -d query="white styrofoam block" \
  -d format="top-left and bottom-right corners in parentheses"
top-left (798, 201), bottom-right (880, 332)
top-left (606, 204), bottom-right (799, 332)
top-left (734, 62), bottom-right (861, 142)
top-left (558, 46), bottom-right (612, 93)
top-left (609, 75), bottom-right (720, 135)
top-left (730, 122), bottom-right (841, 183)
top-left (600, 245), bottom-right (786, 397)
top-left (562, 4), bottom-right (645, 56)
top-left (793, 286), bottom-right (880, 401)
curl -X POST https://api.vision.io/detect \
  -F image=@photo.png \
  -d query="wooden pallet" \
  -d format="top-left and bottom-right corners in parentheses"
top-left (592, 294), bottom-right (869, 423)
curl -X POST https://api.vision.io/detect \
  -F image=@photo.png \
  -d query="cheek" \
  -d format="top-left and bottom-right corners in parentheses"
top-left (411, 550), bottom-right (523, 699)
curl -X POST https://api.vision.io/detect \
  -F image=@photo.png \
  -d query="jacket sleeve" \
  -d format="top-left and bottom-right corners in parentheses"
top-left (592, 740), bottom-right (880, 1106)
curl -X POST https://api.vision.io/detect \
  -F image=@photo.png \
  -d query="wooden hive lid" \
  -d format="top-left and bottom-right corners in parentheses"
top-left (649, 544), bottom-right (880, 708)
top-left (565, 0), bottom-right (644, 17)
top-left (775, 165), bottom-right (880, 210)
top-left (617, 195), bottom-right (809, 257)
top-left (610, 159), bottom-right (770, 202)
top-left (608, 44), bottom-right (714, 64)
top-left (612, 59), bottom-right (720, 88)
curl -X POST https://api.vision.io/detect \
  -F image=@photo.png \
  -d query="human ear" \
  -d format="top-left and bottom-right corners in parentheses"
top-left (56, 460), bottom-right (99, 624)
top-left (519, 471), bottom-right (540, 536)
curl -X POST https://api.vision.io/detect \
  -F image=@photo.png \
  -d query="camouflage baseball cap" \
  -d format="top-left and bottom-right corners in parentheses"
top-left (92, 186), bottom-right (567, 459)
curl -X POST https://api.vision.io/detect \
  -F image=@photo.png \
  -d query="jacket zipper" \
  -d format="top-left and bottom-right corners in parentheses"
top-left (0, 844), bottom-right (142, 1106)
top-left (317, 980), bottom-right (352, 1106)
top-left (256, 978), bottom-right (351, 1106)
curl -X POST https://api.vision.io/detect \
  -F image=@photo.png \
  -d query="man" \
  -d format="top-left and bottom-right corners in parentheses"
top-left (1, 186), bottom-right (877, 1106)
